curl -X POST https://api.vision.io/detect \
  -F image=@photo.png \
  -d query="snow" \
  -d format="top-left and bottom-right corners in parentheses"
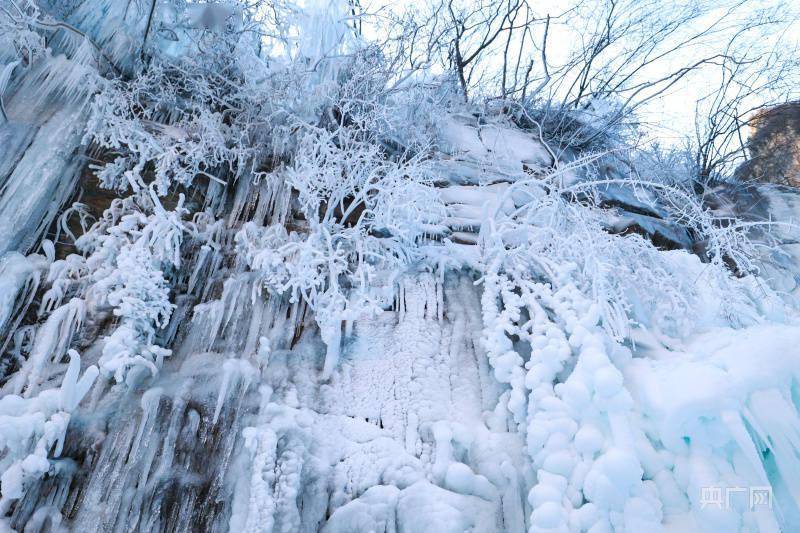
top-left (622, 325), bottom-right (800, 531)
top-left (0, 0), bottom-right (800, 531)
top-left (438, 114), bottom-right (551, 174)
top-left (0, 345), bottom-right (95, 517)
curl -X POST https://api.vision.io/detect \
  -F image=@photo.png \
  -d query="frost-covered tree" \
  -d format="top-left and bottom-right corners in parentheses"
top-left (1, 0), bottom-right (800, 531)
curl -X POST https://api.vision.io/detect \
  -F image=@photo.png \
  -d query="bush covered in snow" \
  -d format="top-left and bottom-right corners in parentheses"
top-left (1, 0), bottom-right (800, 531)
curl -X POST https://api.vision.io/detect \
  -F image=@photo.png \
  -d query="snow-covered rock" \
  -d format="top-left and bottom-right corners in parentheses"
top-left (0, 1), bottom-right (799, 532)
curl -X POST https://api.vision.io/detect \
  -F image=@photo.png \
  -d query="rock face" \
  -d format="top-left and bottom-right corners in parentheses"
top-left (737, 102), bottom-right (800, 186)
top-left (3, 268), bottom-right (524, 532)
top-left (4, 2), bottom-right (800, 533)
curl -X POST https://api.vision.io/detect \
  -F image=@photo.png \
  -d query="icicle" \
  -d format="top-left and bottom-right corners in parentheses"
top-left (240, 427), bottom-right (278, 533)
top-left (25, 506), bottom-right (64, 532)
top-left (257, 336), bottom-right (272, 368)
top-left (214, 359), bottom-right (257, 424)
top-left (0, 60), bottom-right (20, 121)
top-left (320, 319), bottom-right (342, 381)
top-left (743, 390), bottom-right (800, 523)
top-left (0, 105), bottom-right (85, 256)
top-left (398, 280), bottom-right (406, 321)
top-left (6, 298), bottom-right (86, 398)
top-left (0, 252), bottom-right (46, 352)
top-left (243, 286), bottom-right (267, 357)
top-left (187, 244), bottom-right (211, 296)
top-left (430, 422), bottom-right (453, 485)
top-left (436, 263), bottom-right (445, 322)
top-left (214, 362), bottom-right (235, 425)
top-left (59, 349), bottom-right (99, 412)
top-left (133, 387), bottom-right (164, 456)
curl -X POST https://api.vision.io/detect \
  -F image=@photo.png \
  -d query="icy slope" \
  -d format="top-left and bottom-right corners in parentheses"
top-left (1, 100), bottom-right (798, 532)
top-left (2, 1), bottom-right (800, 532)
top-left (626, 325), bottom-right (800, 531)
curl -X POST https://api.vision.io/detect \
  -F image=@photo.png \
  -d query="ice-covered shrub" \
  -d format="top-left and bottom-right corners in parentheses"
top-left (479, 154), bottom-right (777, 340)
top-left (2, 1), bottom-right (798, 530)
top-left (37, 188), bottom-right (187, 384)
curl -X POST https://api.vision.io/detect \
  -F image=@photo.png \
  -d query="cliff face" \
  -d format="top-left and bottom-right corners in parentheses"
top-left (3, 2), bottom-right (800, 533)
top-left (736, 102), bottom-right (800, 186)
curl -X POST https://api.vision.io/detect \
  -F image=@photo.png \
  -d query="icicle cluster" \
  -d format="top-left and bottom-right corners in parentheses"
top-left (1, 0), bottom-right (799, 532)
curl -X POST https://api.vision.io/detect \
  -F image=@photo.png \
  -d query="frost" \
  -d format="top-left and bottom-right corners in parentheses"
top-left (0, 348), bottom-right (96, 516)
top-left (0, 0), bottom-right (799, 531)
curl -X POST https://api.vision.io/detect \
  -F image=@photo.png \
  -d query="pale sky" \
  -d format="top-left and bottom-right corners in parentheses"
top-left (288, 0), bottom-right (799, 145)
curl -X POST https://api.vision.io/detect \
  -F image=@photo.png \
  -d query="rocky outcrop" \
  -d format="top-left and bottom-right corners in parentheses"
top-left (736, 101), bottom-right (800, 186)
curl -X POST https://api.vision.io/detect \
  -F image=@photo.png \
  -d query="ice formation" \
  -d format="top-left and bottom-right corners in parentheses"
top-left (1, 1), bottom-right (800, 532)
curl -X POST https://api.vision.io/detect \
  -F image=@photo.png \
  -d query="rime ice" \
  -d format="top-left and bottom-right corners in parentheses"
top-left (0, 1), bottom-right (799, 532)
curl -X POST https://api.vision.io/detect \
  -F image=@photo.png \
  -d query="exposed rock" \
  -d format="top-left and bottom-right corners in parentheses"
top-left (736, 101), bottom-right (800, 186)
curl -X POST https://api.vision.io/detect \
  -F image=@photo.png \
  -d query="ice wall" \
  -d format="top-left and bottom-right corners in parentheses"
top-left (2, 1), bottom-right (800, 532)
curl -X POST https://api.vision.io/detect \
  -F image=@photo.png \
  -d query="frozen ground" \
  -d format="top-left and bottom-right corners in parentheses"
top-left (1, 1), bottom-right (800, 532)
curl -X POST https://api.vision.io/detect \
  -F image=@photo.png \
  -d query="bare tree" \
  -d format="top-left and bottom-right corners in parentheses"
top-left (384, 0), bottom-right (798, 162)
top-left (445, 0), bottom-right (531, 100)
top-left (692, 28), bottom-right (800, 185)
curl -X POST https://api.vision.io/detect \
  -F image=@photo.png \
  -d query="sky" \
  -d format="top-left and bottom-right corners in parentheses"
top-left (270, 0), bottom-right (799, 150)
top-left (359, 0), bottom-right (799, 144)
